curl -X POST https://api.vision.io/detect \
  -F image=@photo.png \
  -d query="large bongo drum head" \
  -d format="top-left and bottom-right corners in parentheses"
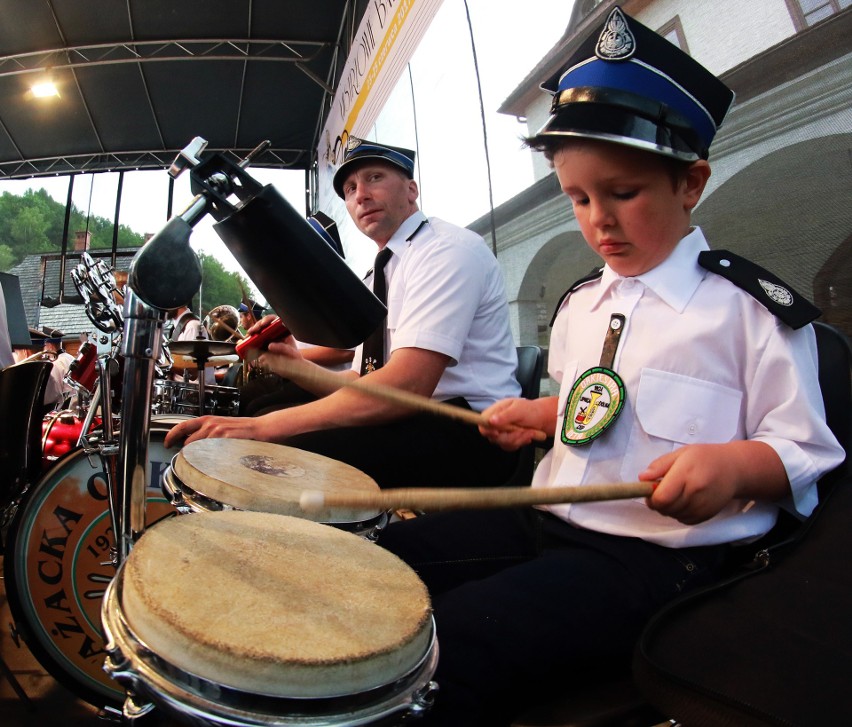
top-left (118, 510), bottom-right (432, 699)
top-left (172, 438), bottom-right (380, 524)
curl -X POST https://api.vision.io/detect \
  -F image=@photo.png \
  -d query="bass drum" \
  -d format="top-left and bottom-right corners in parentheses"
top-left (2, 415), bottom-right (188, 709)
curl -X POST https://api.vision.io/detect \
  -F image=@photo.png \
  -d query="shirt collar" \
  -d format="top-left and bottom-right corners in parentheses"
top-left (589, 227), bottom-right (709, 312)
top-left (385, 210), bottom-right (428, 256)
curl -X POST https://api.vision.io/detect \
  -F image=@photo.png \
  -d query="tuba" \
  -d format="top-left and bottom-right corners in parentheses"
top-left (205, 305), bottom-right (241, 342)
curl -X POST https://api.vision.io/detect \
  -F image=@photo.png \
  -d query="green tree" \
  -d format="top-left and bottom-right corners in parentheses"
top-left (194, 251), bottom-right (254, 318)
top-left (9, 204), bottom-right (50, 251)
top-left (0, 244), bottom-right (14, 270)
top-left (0, 185), bottom-right (147, 271)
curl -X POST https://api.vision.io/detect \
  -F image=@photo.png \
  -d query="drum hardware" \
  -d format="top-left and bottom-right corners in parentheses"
top-left (165, 339), bottom-right (237, 419)
top-left (152, 379), bottom-right (240, 418)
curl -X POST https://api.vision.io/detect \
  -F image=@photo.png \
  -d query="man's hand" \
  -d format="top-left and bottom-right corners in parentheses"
top-left (163, 415), bottom-right (264, 448)
top-left (479, 396), bottom-right (558, 451)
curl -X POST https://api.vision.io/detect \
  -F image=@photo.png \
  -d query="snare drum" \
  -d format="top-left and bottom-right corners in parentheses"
top-left (161, 438), bottom-right (387, 538)
top-left (152, 379), bottom-right (239, 417)
top-left (102, 510), bottom-right (438, 725)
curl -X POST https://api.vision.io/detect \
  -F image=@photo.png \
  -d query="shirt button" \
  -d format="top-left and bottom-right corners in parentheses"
top-left (688, 423), bottom-right (698, 435)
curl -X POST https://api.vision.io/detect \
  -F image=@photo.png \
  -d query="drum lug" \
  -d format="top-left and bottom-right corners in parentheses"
top-left (409, 680), bottom-right (439, 716)
top-left (122, 692), bottom-right (156, 721)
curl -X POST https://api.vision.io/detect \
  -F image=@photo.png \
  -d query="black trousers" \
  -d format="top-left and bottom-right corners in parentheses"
top-left (377, 508), bottom-right (729, 726)
top-left (282, 399), bottom-right (520, 489)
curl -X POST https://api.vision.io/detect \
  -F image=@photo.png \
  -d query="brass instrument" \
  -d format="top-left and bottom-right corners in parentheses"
top-left (204, 304), bottom-right (241, 342)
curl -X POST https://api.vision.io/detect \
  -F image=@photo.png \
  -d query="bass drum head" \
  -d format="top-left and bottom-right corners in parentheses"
top-left (2, 417), bottom-right (184, 708)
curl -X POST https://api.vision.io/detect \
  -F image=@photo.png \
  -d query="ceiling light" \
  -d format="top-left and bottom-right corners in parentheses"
top-left (31, 80), bottom-right (59, 98)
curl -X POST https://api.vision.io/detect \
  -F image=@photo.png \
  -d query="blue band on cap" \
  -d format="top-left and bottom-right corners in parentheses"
top-left (347, 144), bottom-right (415, 174)
top-left (559, 58), bottom-right (717, 150)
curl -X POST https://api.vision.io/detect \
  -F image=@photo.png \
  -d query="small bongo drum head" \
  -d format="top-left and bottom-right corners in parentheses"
top-left (173, 438), bottom-right (380, 523)
top-left (120, 511), bottom-right (432, 698)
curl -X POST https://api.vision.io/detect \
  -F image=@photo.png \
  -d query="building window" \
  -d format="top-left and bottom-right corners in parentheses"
top-left (786, 0), bottom-right (851, 30)
top-left (657, 16), bottom-right (689, 53)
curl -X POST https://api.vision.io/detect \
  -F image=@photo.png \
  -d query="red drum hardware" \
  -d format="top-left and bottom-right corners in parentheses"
top-left (67, 342), bottom-right (99, 395)
top-left (41, 410), bottom-right (102, 469)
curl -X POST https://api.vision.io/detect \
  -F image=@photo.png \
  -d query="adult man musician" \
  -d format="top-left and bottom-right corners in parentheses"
top-left (166, 138), bottom-right (521, 488)
top-left (165, 303), bottom-right (215, 385)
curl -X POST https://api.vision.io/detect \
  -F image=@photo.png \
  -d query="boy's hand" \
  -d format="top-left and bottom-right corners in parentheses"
top-left (640, 441), bottom-right (788, 525)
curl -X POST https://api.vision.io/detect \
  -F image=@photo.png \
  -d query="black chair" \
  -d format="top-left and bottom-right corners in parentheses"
top-left (0, 359), bottom-right (51, 710)
top-left (513, 322), bottom-right (852, 727)
top-left (633, 321), bottom-right (852, 726)
top-left (0, 360), bottom-right (52, 520)
top-left (516, 345), bottom-right (545, 401)
top-left (502, 345), bottom-right (544, 488)
top-left (222, 361), bottom-right (243, 388)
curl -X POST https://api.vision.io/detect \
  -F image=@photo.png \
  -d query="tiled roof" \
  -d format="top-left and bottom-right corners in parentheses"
top-left (7, 247), bottom-right (139, 336)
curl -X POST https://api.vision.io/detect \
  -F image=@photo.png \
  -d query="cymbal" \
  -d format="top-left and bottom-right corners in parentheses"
top-left (171, 353), bottom-right (239, 369)
top-left (169, 340), bottom-right (236, 358)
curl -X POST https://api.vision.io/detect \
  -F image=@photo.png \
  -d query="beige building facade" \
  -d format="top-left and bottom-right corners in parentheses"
top-left (470, 1), bottom-right (852, 391)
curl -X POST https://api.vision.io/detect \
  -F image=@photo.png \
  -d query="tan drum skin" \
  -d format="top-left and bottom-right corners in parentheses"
top-left (120, 510), bottom-right (432, 699)
top-left (172, 438), bottom-right (381, 524)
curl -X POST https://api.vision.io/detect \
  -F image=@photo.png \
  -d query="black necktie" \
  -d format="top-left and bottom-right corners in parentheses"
top-left (360, 247), bottom-right (392, 375)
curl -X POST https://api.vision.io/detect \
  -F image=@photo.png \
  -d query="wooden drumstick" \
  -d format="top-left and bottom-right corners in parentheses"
top-left (270, 357), bottom-right (548, 441)
top-left (300, 482), bottom-right (656, 513)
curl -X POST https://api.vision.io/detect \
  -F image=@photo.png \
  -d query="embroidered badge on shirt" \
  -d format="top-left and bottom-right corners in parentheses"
top-left (562, 366), bottom-right (625, 446)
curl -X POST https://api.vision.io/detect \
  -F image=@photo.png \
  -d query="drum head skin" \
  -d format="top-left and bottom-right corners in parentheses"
top-left (173, 438), bottom-right (380, 523)
top-left (121, 510), bottom-right (432, 698)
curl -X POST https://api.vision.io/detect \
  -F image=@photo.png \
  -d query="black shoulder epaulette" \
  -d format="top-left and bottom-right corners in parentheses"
top-left (550, 266), bottom-right (604, 327)
top-left (698, 250), bottom-right (820, 329)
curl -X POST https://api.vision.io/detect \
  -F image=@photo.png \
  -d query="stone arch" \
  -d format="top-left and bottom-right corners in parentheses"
top-left (695, 132), bottom-right (852, 336)
top-left (517, 228), bottom-right (599, 350)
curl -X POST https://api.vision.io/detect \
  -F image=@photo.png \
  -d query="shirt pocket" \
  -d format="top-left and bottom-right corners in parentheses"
top-left (620, 369), bottom-right (743, 481)
top-left (386, 290), bottom-right (403, 331)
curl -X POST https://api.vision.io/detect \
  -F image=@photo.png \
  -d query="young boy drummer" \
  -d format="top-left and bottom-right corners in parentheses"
top-left (376, 7), bottom-right (845, 726)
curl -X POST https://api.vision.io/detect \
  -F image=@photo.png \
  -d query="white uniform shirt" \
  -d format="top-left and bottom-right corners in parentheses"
top-left (535, 227), bottom-right (845, 547)
top-left (353, 211), bottom-right (520, 411)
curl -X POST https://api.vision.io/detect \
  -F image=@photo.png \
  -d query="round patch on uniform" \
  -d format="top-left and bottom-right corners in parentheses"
top-left (562, 367), bottom-right (625, 446)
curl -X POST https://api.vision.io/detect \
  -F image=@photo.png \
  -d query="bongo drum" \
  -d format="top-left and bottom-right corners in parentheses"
top-left (161, 438), bottom-right (387, 538)
top-left (102, 510), bottom-right (438, 725)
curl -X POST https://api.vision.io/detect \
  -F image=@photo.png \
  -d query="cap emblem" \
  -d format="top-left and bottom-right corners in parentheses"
top-left (759, 279), bottom-right (794, 307)
top-left (346, 136), bottom-right (362, 153)
top-left (595, 7), bottom-right (636, 61)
